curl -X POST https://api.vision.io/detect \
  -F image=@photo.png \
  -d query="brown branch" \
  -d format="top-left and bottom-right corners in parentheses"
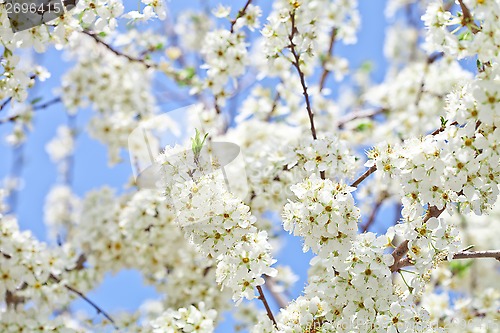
top-left (257, 285), bottom-right (278, 327)
top-left (287, 10), bottom-right (325, 179)
top-left (413, 53), bottom-right (444, 109)
top-left (350, 111), bottom-right (456, 189)
top-left (394, 250), bottom-right (500, 271)
top-left (0, 97), bottom-right (13, 111)
top-left (82, 30), bottom-right (154, 68)
top-left (361, 193), bottom-right (387, 232)
top-left (453, 250), bottom-right (500, 260)
top-left (350, 165), bottom-right (377, 188)
top-left (288, 11), bottom-right (317, 141)
top-left (0, 97), bottom-right (61, 125)
top-left (50, 274), bottom-right (117, 329)
top-left (390, 205), bottom-right (446, 272)
top-left (318, 27), bottom-right (337, 91)
top-left (430, 120), bottom-right (458, 135)
top-left (230, 0), bottom-right (253, 33)
top-left (338, 108), bottom-right (386, 128)
top-left (457, 0), bottom-right (480, 33)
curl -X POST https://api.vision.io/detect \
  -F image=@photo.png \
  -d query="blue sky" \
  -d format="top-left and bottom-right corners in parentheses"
top-left (0, 0), bottom-right (389, 331)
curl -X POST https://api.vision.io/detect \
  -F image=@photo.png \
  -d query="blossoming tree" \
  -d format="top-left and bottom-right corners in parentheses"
top-left (1, 0), bottom-right (500, 332)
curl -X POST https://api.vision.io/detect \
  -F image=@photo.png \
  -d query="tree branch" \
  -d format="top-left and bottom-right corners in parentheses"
top-left (288, 12), bottom-right (317, 141)
top-left (390, 205), bottom-right (446, 272)
top-left (50, 274), bottom-right (118, 329)
top-left (350, 165), bottom-right (377, 188)
top-left (338, 108), bottom-right (386, 128)
top-left (361, 192), bottom-right (387, 232)
top-left (288, 10), bottom-right (325, 179)
top-left (0, 97), bottom-right (13, 111)
top-left (230, 0), bottom-right (253, 33)
top-left (82, 30), bottom-right (154, 68)
top-left (394, 250), bottom-right (500, 271)
top-left (257, 285), bottom-right (278, 327)
top-left (0, 97), bottom-right (61, 125)
top-left (457, 0), bottom-right (480, 33)
top-left (318, 27), bottom-right (337, 91)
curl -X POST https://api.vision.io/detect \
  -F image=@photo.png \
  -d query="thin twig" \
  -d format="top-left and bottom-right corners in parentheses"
top-left (34, 97), bottom-right (61, 110)
top-left (350, 165), bottom-right (377, 188)
top-left (82, 30), bottom-right (153, 68)
top-left (50, 274), bottom-right (118, 329)
top-left (286, 11), bottom-right (326, 180)
top-left (0, 97), bottom-right (13, 111)
top-left (318, 27), bottom-right (337, 91)
top-left (453, 250), bottom-right (500, 260)
top-left (0, 97), bottom-right (61, 124)
top-left (230, 0), bottom-right (253, 33)
top-left (257, 285), bottom-right (278, 327)
top-left (390, 205), bottom-right (445, 272)
top-left (361, 193), bottom-right (386, 232)
top-left (288, 10), bottom-right (325, 179)
top-left (394, 250), bottom-right (500, 271)
top-left (338, 108), bottom-right (386, 128)
top-left (288, 11), bottom-right (317, 141)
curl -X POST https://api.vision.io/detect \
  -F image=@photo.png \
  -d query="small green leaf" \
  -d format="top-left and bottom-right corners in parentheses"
top-left (458, 30), bottom-right (472, 41)
top-left (449, 260), bottom-right (473, 277)
top-left (3, 47), bottom-right (13, 58)
top-left (440, 116), bottom-right (448, 127)
top-left (30, 97), bottom-right (43, 105)
top-left (191, 128), bottom-right (209, 158)
top-left (355, 122), bottom-right (372, 132)
top-left (360, 61), bottom-right (373, 73)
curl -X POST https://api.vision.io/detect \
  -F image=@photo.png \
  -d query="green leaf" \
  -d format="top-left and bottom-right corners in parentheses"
top-left (449, 260), bottom-right (473, 277)
top-left (458, 30), bottom-right (472, 41)
top-left (440, 116), bottom-right (448, 127)
top-left (355, 122), bottom-right (372, 132)
top-left (191, 128), bottom-right (209, 158)
top-left (30, 97), bottom-right (43, 105)
top-left (178, 67), bottom-right (196, 86)
top-left (360, 61), bottom-right (373, 73)
top-left (3, 47), bottom-right (12, 58)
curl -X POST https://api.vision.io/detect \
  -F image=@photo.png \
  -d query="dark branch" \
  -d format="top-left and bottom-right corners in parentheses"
top-left (318, 27), bottom-right (337, 91)
top-left (50, 274), bottom-right (118, 329)
top-left (390, 205), bottom-right (446, 272)
top-left (230, 0), bottom-right (253, 33)
top-left (350, 165), bottom-right (377, 188)
top-left (0, 97), bottom-right (61, 125)
top-left (257, 285), bottom-right (278, 327)
top-left (394, 250), bottom-right (500, 271)
top-left (82, 30), bottom-right (153, 68)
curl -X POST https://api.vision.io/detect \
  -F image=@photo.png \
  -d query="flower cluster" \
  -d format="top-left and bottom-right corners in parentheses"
top-left (0, 214), bottom-right (84, 322)
top-left (369, 117), bottom-right (500, 216)
top-left (284, 135), bottom-right (359, 182)
top-left (61, 32), bottom-right (161, 164)
top-left (44, 185), bottom-right (80, 241)
top-left (365, 57), bottom-right (472, 138)
top-left (422, 0), bottom-right (500, 62)
top-left (282, 175), bottom-right (359, 260)
top-left (390, 213), bottom-right (461, 288)
top-left (200, 29), bottom-right (249, 98)
top-left (167, 171), bottom-right (277, 302)
top-left (147, 303), bottom-right (217, 333)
